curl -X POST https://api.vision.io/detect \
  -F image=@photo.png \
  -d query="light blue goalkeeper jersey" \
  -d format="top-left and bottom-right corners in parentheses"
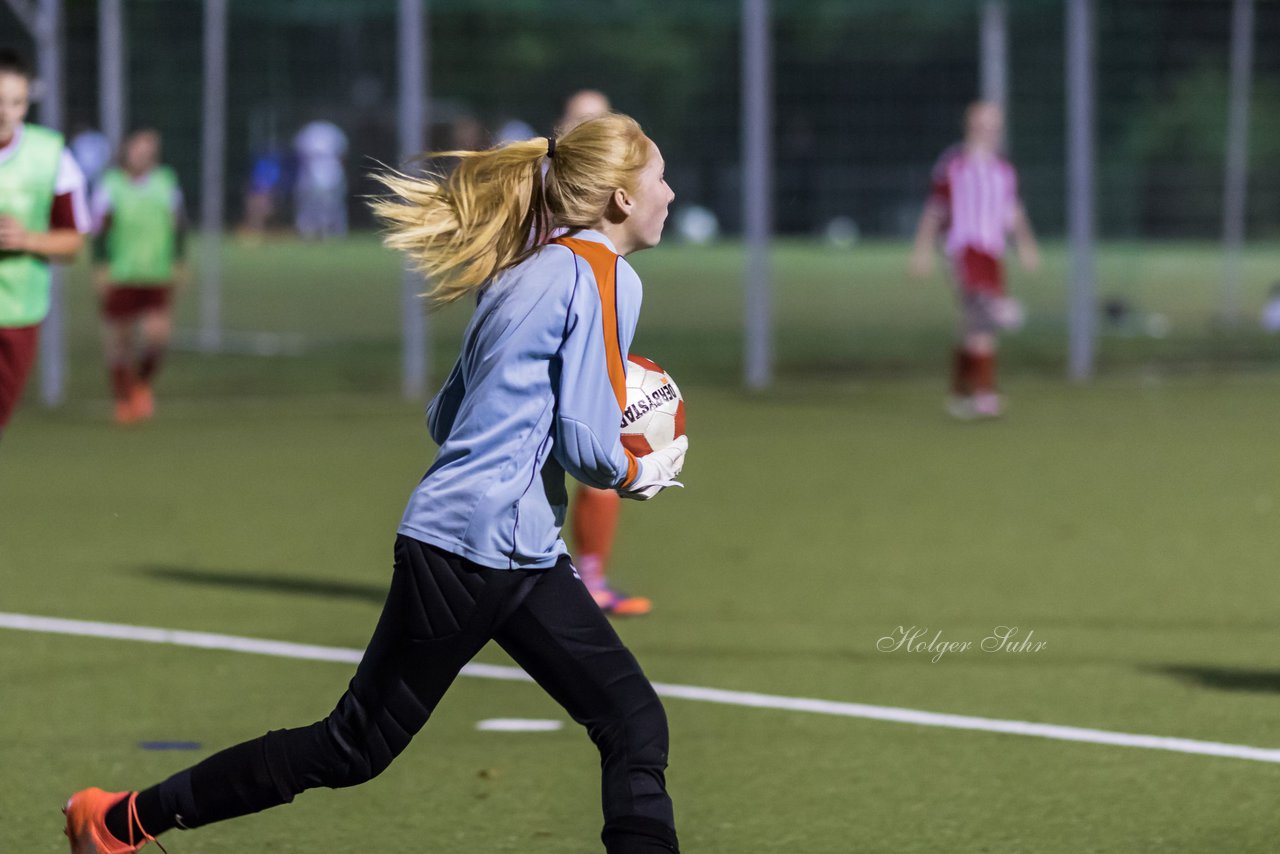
top-left (398, 230), bottom-right (641, 569)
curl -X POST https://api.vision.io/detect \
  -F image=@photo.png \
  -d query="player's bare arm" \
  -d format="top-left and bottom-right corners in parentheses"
top-left (910, 199), bottom-right (945, 278)
top-left (1012, 202), bottom-right (1040, 272)
top-left (0, 214), bottom-right (83, 260)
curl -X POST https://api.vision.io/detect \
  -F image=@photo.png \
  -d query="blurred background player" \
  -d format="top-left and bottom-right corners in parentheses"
top-left (91, 128), bottom-right (186, 425)
top-left (0, 48), bottom-right (88, 445)
top-left (556, 88), bottom-right (651, 616)
top-left (239, 143), bottom-right (286, 243)
top-left (69, 125), bottom-right (112, 192)
top-left (561, 89), bottom-right (611, 136)
top-left (1261, 281), bottom-right (1280, 334)
top-left (493, 114), bottom-right (536, 146)
top-left (292, 119), bottom-right (348, 240)
top-left (910, 101), bottom-right (1039, 420)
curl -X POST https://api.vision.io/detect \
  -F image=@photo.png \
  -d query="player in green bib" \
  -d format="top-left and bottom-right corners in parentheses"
top-left (0, 48), bottom-right (88, 443)
top-left (92, 128), bottom-right (186, 424)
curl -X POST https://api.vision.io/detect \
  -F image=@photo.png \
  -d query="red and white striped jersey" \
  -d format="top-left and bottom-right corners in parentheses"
top-left (928, 144), bottom-right (1019, 258)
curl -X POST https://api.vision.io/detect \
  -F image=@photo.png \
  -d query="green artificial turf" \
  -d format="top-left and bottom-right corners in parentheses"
top-left (3, 238), bottom-right (1280, 851)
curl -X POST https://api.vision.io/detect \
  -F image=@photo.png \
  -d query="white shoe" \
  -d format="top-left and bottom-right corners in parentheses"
top-left (946, 395), bottom-right (977, 420)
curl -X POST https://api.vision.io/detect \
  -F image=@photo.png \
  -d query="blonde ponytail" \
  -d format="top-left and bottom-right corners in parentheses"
top-left (371, 113), bottom-right (651, 305)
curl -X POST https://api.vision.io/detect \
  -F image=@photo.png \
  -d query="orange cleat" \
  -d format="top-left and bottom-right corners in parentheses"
top-left (130, 384), bottom-right (155, 421)
top-left (63, 788), bottom-right (165, 854)
top-left (113, 399), bottom-right (141, 426)
top-left (591, 586), bottom-right (653, 617)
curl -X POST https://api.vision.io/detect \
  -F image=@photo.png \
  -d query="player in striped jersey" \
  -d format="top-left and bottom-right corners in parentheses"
top-left (64, 113), bottom-right (685, 854)
top-left (0, 48), bottom-right (88, 444)
top-left (92, 129), bottom-right (186, 425)
top-left (911, 101), bottom-right (1039, 419)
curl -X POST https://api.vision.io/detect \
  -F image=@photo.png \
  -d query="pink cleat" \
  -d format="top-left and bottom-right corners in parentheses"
top-left (973, 392), bottom-right (1003, 418)
top-left (591, 586), bottom-right (653, 617)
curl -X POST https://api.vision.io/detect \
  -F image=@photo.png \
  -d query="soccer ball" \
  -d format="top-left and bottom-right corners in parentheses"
top-left (620, 355), bottom-right (685, 456)
top-left (992, 296), bottom-right (1026, 331)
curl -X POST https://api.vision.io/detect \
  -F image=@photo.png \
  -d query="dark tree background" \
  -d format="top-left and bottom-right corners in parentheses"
top-left (4, 0), bottom-right (1276, 237)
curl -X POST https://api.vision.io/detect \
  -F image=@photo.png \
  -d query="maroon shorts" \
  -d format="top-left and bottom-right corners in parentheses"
top-left (951, 247), bottom-right (1005, 295)
top-left (101, 285), bottom-right (174, 321)
top-left (0, 324), bottom-right (40, 428)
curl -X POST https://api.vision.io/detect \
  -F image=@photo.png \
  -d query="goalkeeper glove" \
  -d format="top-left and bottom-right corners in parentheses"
top-left (619, 435), bottom-right (688, 501)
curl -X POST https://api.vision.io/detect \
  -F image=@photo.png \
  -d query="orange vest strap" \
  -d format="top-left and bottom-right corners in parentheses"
top-left (552, 236), bottom-right (638, 485)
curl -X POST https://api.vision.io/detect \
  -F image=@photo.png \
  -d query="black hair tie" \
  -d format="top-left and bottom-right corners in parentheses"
top-left (547, 136), bottom-right (556, 158)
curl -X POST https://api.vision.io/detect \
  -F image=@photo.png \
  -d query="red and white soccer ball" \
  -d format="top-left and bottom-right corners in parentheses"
top-left (992, 296), bottom-right (1026, 332)
top-left (620, 355), bottom-right (685, 457)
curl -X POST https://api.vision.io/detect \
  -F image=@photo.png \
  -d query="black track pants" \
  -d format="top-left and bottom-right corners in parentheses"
top-left (148, 536), bottom-right (678, 853)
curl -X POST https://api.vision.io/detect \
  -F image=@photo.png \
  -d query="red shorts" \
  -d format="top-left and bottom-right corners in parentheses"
top-left (0, 324), bottom-right (40, 428)
top-left (952, 247), bottom-right (1005, 296)
top-left (101, 285), bottom-right (174, 321)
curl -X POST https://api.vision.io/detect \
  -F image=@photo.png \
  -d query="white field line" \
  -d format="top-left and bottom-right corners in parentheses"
top-left (476, 719), bottom-right (565, 732)
top-left (3, 611), bottom-right (1279, 765)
